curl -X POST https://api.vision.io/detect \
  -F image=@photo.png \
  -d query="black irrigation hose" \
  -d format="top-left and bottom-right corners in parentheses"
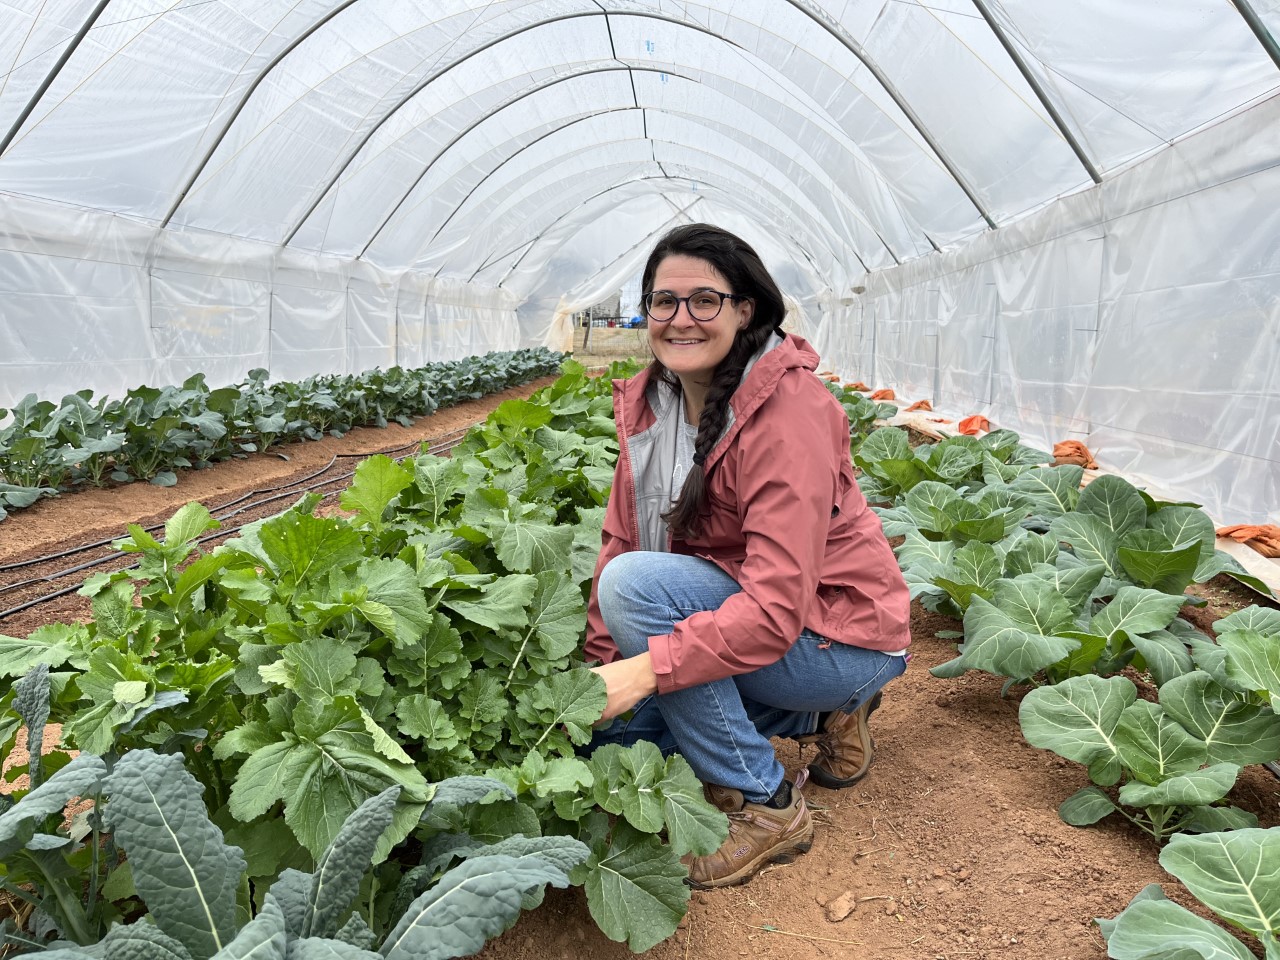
top-left (0, 432), bottom-right (469, 619)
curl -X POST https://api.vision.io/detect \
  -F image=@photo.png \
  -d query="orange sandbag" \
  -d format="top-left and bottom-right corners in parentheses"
top-left (957, 415), bottom-right (990, 436)
top-left (845, 381), bottom-right (870, 392)
top-left (1216, 524), bottom-right (1280, 558)
top-left (1053, 440), bottom-right (1098, 469)
top-left (870, 389), bottom-right (896, 400)
top-left (905, 399), bottom-right (933, 412)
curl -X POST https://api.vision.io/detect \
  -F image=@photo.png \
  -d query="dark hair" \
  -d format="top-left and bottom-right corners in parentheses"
top-left (640, 223), bottom-right (786, 540)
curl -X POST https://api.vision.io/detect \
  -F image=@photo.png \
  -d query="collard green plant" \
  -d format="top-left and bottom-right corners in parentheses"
top-left (1019, 674), bottom-right (1280, 842)
top-left (1098, 827), bottom-right (1280, 960)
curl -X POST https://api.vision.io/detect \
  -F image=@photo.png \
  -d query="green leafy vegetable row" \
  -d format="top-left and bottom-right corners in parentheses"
top-left (0, 358), bottom-right (728, 956)
top-left (0, 348), bottom-right (563, 519)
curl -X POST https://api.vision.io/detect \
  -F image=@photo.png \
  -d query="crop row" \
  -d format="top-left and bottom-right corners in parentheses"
top-left (0, 348), bottom-right (564, 520)
top-left (853, 417), bottom-right (1280, 955)
top-left (0, 358), bottom-right (728, 960)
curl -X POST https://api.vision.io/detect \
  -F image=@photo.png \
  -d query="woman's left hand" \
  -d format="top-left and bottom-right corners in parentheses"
top-left (590, 652), bottom-right (659, 722)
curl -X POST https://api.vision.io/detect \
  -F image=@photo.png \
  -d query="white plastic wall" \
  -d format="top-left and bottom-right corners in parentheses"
top-left (813, 94), bottom-right (1280, 526)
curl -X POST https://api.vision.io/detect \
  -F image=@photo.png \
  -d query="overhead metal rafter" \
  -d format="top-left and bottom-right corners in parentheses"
top-left (968, 0), bottom-right (1101, 184)
top-left (1229, 0), bottom-right (1280, 71)
top-left (0, 0), bottom-right (112, 157)
top-left (414, 105), bottom-right (890, 271)
top-left (159, 0), bottom-right (365, 228)
top-left (781, 0), bottom-right (996, 229)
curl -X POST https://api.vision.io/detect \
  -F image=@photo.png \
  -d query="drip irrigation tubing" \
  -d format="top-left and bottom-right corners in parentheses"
top-left (0, 430), bottom-right (469, 620)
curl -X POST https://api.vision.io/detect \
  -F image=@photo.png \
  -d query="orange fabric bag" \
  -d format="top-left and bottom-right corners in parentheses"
top-left (957, 415), bottom-right (989, 435)
top-left (870, 388), bottom-right (896, 400)
top-left (905, 399), bottom-right (932, 412)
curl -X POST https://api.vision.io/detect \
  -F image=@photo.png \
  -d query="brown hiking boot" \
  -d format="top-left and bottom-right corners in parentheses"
top-left (800, 691), bottom-right (883, 789)
top-left (685, 773), bottom-right (814, 889)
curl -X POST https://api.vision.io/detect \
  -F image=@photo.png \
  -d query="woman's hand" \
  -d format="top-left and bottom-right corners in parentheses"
top-left (590, 652), bottom-right (659, 722)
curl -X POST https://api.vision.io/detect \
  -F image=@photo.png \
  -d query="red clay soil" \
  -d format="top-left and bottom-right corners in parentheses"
top-left (2, 378), bottom-right (1278, 960)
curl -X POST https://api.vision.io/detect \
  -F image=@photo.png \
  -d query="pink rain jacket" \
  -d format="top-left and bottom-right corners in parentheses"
top-left (585, 333), bottom-right (911, 694)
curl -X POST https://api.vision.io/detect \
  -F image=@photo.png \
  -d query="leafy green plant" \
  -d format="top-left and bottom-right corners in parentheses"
top-left (1098, 827), bottom-right (1280, 959)
top-left (822, 381), bottom-right (896, 448)
top-left (0, 745), bottom-right (587, 959)
top-left (1019, 673), bottom-right (1280, 842)
top-left (1049, 474), bottom-right (1272, 598)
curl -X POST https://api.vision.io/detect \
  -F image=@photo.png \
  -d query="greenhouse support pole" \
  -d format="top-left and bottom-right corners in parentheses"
top-left (0, 0), bottom-right (112, 156)
top-left (969, 0), bottom-right (1101, 184)
top-left (1229, 0), bottom-right (1280, 70)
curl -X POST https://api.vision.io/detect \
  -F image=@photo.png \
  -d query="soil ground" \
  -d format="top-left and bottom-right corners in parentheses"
top-left (2, 370), bottom-right (1278, 960)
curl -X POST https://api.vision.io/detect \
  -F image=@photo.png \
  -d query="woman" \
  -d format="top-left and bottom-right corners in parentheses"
top-left (586, 223), bottom-right (911, 889)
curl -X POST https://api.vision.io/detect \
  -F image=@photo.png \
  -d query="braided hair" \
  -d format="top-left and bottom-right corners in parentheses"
top-left (640, 223), bottom-right (787, 540)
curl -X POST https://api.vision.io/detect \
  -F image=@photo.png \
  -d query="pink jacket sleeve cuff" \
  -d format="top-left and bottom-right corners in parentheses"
top-left (648, 633), bottom-right (680, 694)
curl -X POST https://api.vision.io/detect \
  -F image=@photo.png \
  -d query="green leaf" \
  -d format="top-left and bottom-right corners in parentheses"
top-left (105, 750), bottom-right (244, 960)
top-left (380, 854), bottom-right (573, 960)
top-left (1090, 586), bottom-right (1185, 642)
top-left (515, 669), bottom-right (607, 750)
top-left (304, 787), bottom-right (400, 938)
top-left (165, 502), bottom-right (220, 549)
top-left (1076, 475), bottom-right (1147, 536)
top-left (258, 512), bottom-right (364, 590)
top-left (1118, 763), bottom-right (1239, 808)
top-left (657, 754), bottom-right (729, 857)
top-left (1129, 629), bottom-right (1195, 686)
top-left (1114, 700), bottom-right (1207, 784)
top-left (13, 663), bottom-right (51, 789)
top-left (356, 558), bottom-right (435, 647)
top-left (932, 595), bottom-right (1078, 682)
top-left (339, 455), bottom-right (413, 532)
top-left (490, 399), bottom-right (554, 432)
top-left (0, 754), bottom-right (107, 858)
top-left (1100, 896), bottom-right (1255, 960)
top-left (1161, 829), bottom-right (1280, 939)
top-left (442, 574), bottom-right (537, 633)
top-left (491, 517), bottom-right (575, 575)
top-left (0, 623), bottom-right (89, 677)
top-left (1001, 532), bottom-right (1060, 576)
top-left (1117, 529), bottom-right (1201, 594)
top-left (1148, 506), bottom-right (1217, 557)
top-left (1215, 606), bottom-right (1280, 636)
top-left (1058, 786), bottom-right (1117, 826)
top-left (1018, 674), bottom-right (1136, 767)
top-left (101, 920), bottom-right (195, 960)
top-left (1181, 805), bottom-right (1259, 834)
top-left (1008, 465), bottom-right (1083, 516)
top-left (396, 696), bottom-right (461, 751)
top-left (210, 897), bottom-right (285, 960)
top-left (991, 576), bottom-right (1076, 635)
top-left (582, 820), bottom-right (690, 953)
top-left (1161, 671), bottom-right (1280, 767)
top-left (1217, 628), bottom-right (1280, 709)
top-left (1049, 513), bottom-right (1120, 577)
top-left (412, 455), bottom-right (469, 526)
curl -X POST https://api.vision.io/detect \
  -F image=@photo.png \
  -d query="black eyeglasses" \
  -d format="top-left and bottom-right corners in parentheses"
top-left (641, 290), bottom-right (749, 323)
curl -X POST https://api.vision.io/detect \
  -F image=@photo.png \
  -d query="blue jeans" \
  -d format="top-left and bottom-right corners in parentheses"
top-left (590, 551), bottom-right (907, 804)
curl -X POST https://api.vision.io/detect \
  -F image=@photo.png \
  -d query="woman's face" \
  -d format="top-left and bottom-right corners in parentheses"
top-left (646, 255), bottom-right (753, 385)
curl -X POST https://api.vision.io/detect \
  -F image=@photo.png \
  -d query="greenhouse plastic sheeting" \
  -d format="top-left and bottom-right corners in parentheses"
top-left (1, 0), bottom-right (1278, 523)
